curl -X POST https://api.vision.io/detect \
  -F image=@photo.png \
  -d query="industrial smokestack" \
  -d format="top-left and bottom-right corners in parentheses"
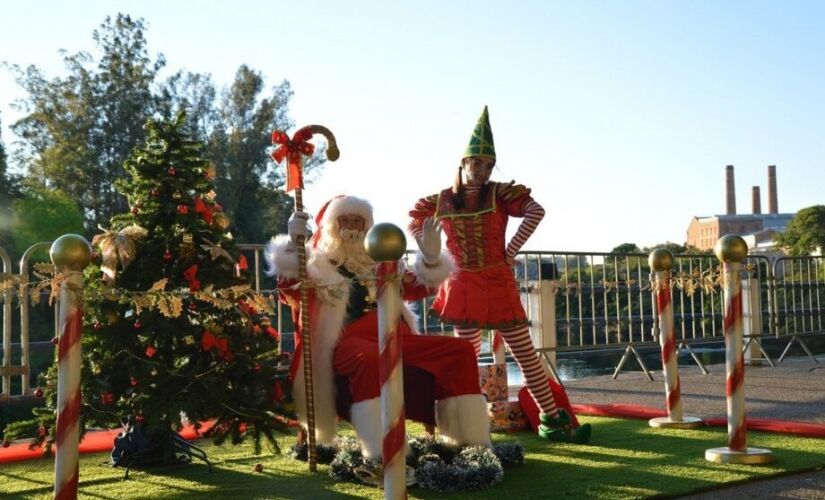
top-left (725, 165), bottom-right (736, 215)
top-left (768, 165), bottom-right (778, 214)
top-left (752, 186), bottom-right (761, 214)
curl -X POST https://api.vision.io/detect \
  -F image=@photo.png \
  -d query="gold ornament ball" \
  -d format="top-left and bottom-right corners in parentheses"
top-left (50, 234), bottom-right (92, 271)
top-left (214, 212), bottom-right (230, 230)
top-left (365, 223), bottom-right (407, 262)
top-left (648, 248), bottom-right (674, 272)
top-left (714, 234), bottom-right (749, 263)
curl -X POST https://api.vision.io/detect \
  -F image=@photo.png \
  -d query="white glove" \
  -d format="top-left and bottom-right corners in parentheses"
top-left (416, 217), bottom-right (442, 264)
top-left (287, 211), bottom-right (310, 245)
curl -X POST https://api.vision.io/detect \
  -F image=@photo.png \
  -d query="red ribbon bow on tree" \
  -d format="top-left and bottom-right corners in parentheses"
top-left (193, 196), bottom-right (214, 224)
top-left (183, 265), bottom-right (201, 292)
top-left (271, 128), bottom-right (315, 192)
top-left (201, 329), bottom-right (229, 358)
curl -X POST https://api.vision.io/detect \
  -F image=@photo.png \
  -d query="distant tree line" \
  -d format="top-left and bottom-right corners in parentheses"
top-left (0, 13), bottom-right (323, 258)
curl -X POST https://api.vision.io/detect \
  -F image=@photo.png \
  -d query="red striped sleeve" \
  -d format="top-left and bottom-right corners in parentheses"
top-left (408, 194), bottom-right (438, 238)
top-left (506, 199), bottom-right (545, 258)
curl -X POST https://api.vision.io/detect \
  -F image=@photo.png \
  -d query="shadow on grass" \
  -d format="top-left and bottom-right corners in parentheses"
top-left (2, 417), bottom-right (823, 499)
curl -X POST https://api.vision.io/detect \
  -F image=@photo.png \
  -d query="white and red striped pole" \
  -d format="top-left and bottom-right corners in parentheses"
top-left (705, 235), bottom-right (772, 464)
top-left (648, 249), bottom-right (702, 429)
top-left (365, 223), bottom-right (407, 500)
top-left (50, 234), bottom-right (92, 500)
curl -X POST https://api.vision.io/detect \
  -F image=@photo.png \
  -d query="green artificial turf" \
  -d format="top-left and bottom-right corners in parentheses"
top-left (1, 416), bottom-right (823, 499)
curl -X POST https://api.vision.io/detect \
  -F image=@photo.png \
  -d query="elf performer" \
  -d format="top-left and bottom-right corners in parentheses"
top-left (266, 195), bottom-right (491, 460)
top-left (408, 106), bottom-right (591, 443)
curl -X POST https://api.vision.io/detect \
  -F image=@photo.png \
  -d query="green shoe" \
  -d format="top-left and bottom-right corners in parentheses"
top-left (537, 424), bottom-right (572, 442)
top-left (539, 409), bottom-right (571, 428)
top-left (572, 423), bottom-right (592, 444)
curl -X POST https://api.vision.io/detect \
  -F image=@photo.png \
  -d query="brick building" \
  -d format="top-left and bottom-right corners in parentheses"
top-left (685, 165), bottom-right (794, 252)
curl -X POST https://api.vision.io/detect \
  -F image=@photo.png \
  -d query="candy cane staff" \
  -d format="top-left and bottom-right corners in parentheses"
top-left (409, 106), bottom-right (591, 444)
top-left (270, 125), bottom-right (339, 472)
top-left (51, 234), bottom-right (92, 500)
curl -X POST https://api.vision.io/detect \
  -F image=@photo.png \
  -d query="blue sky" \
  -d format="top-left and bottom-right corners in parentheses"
top-left (1, 1), bottom-right (823, 251)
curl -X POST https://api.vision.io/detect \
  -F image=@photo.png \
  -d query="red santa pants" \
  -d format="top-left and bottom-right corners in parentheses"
top-left (333, 311), bottom-right (481, 403)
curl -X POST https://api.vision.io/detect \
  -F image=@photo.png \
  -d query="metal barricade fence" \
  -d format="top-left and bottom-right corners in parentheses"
top-left (1, 242), bottom-right (822, 402)
top-left (771, 255), bottom-right (824, 363)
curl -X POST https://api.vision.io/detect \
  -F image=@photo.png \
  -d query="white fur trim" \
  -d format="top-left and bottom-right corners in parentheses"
top-left (320, 196), bottom-right (374, 230)
top-left (291, 254), bottom-right (351, 445)
top-left (413, 250), bottom-right (455, 288)
top-left (350, 397), bottom-right (383, 459)
top-left (436, 394), bottom-right (491, 448)
top-left (264, 235), bottom-right (300, 280)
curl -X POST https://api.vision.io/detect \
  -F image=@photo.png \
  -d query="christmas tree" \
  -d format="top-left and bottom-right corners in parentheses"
top-left (5, 113), bottom-right (292, 460)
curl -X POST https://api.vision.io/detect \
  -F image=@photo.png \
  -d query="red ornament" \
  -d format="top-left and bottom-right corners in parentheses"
top-left (183, 265), bottom-right (201, 292)
top-left (100, 392), bottom-right (114, 405)
top-left (151, 188), bottom-right (160, 198)
top-left (2, 439), bottom-right (9, 448)
top-left (130, 377), bottom-right (138, 387)
top-left (135, 413), bottom-right (145, 423)
top-left (134, 320), bottom-right (142, 329)
top-left (167, 167), bottom-right (176, 176)
top-left (253, 463), bottom-right (263, 473)
top-left (272, 381), bottom-right (285, 402)
top-left (131, 207), bottom-right (139, 215)
top-left (265, 326), bottom-right (280, 342)
top-left (177, 204), bottom-right (189, 215)
top-left (93, 322), bottom-right (103, 330)
top-left (193, 196), bottom-right (213, 224)
top-left (238, 423), bottom-right (248, 433)
top-left (163, 250), bottom-right (172, 261)
top-left (188, 303), bottom-right (197, 311)
top-left (37, 426), bottom-right (48, 437)
top-left (145, 345), bottom-right (157, 358)
top-left (33, 388), bottom-right (43, 398)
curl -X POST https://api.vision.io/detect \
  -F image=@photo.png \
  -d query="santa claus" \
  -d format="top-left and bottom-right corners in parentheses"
top-left (266, 195), bottom-right (491, 459)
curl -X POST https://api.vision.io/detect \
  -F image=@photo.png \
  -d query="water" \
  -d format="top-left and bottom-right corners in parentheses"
top-left (279, 332), bottom-right (824, 385)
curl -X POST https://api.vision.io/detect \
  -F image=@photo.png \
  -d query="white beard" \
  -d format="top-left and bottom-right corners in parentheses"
top-left (317, 230), bottom-right (375, 278)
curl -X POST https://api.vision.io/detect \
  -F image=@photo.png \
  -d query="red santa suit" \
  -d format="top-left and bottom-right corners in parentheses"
top-left (266, 196), bottom-right (490, 458)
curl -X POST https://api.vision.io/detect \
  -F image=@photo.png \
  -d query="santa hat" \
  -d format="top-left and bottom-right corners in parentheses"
top-left (310, 195), bottom-right (374, 248)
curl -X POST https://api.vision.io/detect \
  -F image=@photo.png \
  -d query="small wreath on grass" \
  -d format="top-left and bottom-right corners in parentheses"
top-left (291, 435), bottom-right (524, 492)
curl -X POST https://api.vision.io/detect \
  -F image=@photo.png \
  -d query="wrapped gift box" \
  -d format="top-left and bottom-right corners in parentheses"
top-left (478, 363), bottom-right (508, 403)
top-left (488, 398), bottom-right (528, 432)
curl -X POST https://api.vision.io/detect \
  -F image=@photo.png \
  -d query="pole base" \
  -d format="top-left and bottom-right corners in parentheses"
top-left (705, 447), bottom-right (773, 465)
top-left (649, 416), bottom-right (704, 429)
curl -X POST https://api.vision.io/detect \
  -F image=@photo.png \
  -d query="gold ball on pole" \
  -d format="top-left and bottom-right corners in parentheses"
top-left (714, 234), bottom-right (748, 263)
top-left (365, 223), bottom-right (407, 262)
top-left (648, 248), bottom-right (674, 272)
top-left (50, 234), bottom-right (92, 272)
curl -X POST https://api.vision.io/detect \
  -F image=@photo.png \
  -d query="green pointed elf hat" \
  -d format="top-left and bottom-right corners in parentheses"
top-left (463, 105), bottom-right (496, 160)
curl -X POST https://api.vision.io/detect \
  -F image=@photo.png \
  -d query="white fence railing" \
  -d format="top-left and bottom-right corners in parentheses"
top-left (2, 242), bottom-right (823, 400)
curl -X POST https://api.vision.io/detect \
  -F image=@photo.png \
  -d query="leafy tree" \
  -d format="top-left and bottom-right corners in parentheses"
top-left (8, 14), bottom-right (164, 231)
top-left (775, 205), bottom-right (825, 256)
top-left (10, 187), bottom-right (84, 253)
top-left (0, 117), bottom-right (22, 254)
top-left (4, 114), bottom-right (292, 459)
top-left (610, 243), bottom-right (642, 254)
top-left (158, 65), bottom-right (322, 243)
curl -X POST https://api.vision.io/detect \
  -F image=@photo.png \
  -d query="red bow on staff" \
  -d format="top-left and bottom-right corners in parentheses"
top-left (271, 129), bottom-right (315, 192)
